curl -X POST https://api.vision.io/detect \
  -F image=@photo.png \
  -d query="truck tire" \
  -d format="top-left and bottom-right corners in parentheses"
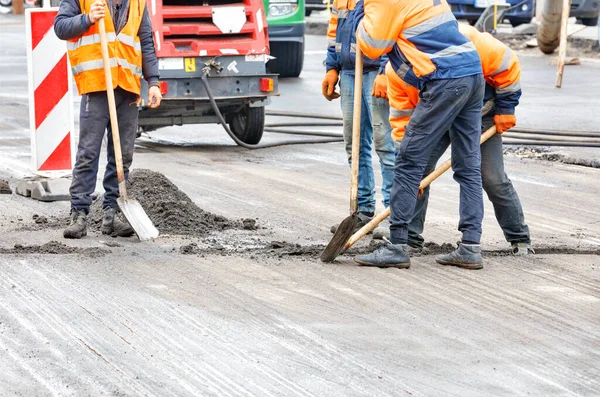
top-left (229, 105), bottom-right (265, 145)
top-left (581, 17), bottom-right (598, 27)
top-left (268, 41), bottom-right (304, 78)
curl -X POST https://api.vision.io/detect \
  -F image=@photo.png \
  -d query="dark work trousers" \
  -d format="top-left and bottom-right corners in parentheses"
top-left (407, 116), bottom-right (530, 247)
top-left (390, 74), bottom-right (485, 245)
top-left (70, 88), bottom-right (138, 213)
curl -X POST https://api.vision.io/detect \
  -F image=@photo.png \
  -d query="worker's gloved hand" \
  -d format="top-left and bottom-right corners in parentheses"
top-left (322, 70), bottom-right (340, 101)
top-left (494, 114), bottom-right (516, 134)
top-left (148, 85), bottom-right (162, 109)
top-left (88, 0), bottom-right (106, 24)
top-left (372, 74), bottom-right (388, 100)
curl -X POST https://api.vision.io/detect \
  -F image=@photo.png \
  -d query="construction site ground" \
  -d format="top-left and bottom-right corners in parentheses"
top-left (1, 15), bottom-right (599, 397)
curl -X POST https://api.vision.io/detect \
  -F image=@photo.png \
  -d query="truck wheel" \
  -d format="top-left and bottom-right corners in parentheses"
top-left (268, 41), bottom-right (304, 78)
top-left (581, 17), bottom-right (598, 27)
top-left (229, 106), bottom-right (265, 145)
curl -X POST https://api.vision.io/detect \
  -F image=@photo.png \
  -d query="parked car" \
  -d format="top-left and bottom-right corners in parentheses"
top-left (571, 0), bottom-right (599, 26)
top-left (305, 0), bottom-right (326, 16)
top-left (448, 0), bottom-right (534, 27)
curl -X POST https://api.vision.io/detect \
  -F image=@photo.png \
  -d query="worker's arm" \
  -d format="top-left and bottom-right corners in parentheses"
top-left (357, 0), bottom-right (402, 59)
top-left (325, 0), bottom-right (340, 73)
top-left (138, 6), bottom-right (161, 108)
top-left (489, 47), bottom-right (521, 116)
top-left (54, 0), bottom-right (104, 41)
top-left (386, 63), bottom-right (417, 143)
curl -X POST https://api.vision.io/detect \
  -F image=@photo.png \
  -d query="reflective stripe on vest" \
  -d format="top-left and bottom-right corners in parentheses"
top-left (71, 57), bottom-right (143, 77)
top-left (427, 42), bottom-right (477, 59)
top-left (67, 32), bottom-right (141, 51)
top-left (390, 108), bottom-right (414, 118)
top-left (496, 80), bottom-right (521, 95)
top-left (490, 48), bottom-right (513, 77)
top-left (357, 23), bottom-right (395, 50)
top-left (403, 12), bottom-right (456, 39)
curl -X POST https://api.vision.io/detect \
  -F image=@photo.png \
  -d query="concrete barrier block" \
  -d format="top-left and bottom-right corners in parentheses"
top-left (16, 177), bottom-right (71, 202)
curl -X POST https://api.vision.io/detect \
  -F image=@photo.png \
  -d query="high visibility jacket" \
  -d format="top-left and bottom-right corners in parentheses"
top-left (326, 0), bottom-right (386, 74)
top-left (66, 0), bottom-right (146, 95)
top-left (357, 0), bottom-right (481, 87)
top-left (388, 24), bottom-right (522, 142)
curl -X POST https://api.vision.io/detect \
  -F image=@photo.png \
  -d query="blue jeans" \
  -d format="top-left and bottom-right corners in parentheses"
top-left (408, 117), bottom-right (530, 247)
top-left (390, 74), bottom-right (485, 245)
top-left (340, 70), bottom-right (395, 213)
top-left (70, 88), bottom-right (139, 213)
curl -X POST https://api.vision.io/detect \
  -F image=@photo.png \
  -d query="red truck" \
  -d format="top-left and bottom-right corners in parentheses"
top-left (139, 0), bottom-right (279, 145)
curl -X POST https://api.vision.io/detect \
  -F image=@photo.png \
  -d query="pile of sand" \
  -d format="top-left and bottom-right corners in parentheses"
top-left (89, 169), bottom-right (255, 236)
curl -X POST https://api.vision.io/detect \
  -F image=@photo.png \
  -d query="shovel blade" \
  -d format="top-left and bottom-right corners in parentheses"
top-left (117, 197), bottom-right (159, 241)
top-left (320, 214), bottom-right (358, 263)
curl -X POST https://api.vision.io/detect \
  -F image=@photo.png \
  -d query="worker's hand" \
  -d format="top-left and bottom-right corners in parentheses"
top-left (148, 85), bottom-right (162, 109)
top-left (88, 1), bottom-right (106, 24)
top-left (372, 74), bottom-right (388, 99)
top-left (494, 114), bottom-right (516, 134)
top-left (322, 69), bottom-right (340, 101)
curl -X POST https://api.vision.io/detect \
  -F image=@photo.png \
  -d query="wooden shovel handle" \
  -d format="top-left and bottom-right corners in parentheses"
top-left (349, 44), bottom-right (363, 214)
top-left (98, 18), bottom-right (128, 197)
top-left (344, 126), bottom-right (497, 250)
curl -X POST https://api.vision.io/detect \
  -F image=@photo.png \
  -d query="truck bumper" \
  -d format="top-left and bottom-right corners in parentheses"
top-left (267, 23), bottom-right (305, 43)
top-left (138, 55), bottom-right (278, 130)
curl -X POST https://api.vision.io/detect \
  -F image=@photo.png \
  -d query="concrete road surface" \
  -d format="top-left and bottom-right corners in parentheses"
top-left (1, 15), bottom-right (599, 397)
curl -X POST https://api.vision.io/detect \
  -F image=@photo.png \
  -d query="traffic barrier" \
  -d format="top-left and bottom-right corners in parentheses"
top-left (25, 7), bottom-right (74, 177)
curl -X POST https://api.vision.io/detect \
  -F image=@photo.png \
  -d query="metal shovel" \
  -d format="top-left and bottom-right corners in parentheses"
top-left (331, 125), bottom-right (499, 260)
top-left (98, 19), bottom-right (159, 241)
top-left (320, 45), bottom-right (364, 262)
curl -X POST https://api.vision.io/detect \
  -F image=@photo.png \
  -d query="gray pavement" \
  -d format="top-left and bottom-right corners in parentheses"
top-left (1, 15), bottom-right (600, 397)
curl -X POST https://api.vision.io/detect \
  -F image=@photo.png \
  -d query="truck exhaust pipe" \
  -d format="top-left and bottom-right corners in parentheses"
top-left (536, 0), bottom-right (563, 54)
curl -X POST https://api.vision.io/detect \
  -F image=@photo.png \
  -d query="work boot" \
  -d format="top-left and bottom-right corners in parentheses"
top-left (354, 243), bottom-right (411, 269)
top-left (63, 210), bottom-right (88, 239)
top-left (372, 219), bottom-right (390, 240)
top-left (330, 212), bottom-right (373, 234)
top-left (512, 242), bottom-right (535, 256)
top-left (102, 207), bottom-right (135, 238)
top-left (436, 243), bottom-right (483, 270)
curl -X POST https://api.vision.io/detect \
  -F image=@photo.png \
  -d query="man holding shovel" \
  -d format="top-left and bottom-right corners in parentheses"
top-left (389, 25), bottom-right (533, 260)
top-left (55, 0), bottom-right (162, 239)
top-left (322, 0), bottom-right (396, 239)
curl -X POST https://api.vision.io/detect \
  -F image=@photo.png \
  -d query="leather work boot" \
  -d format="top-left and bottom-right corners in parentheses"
top-left (63, 210), bottom-right (88, 239)
top-left (330, 212), bottom-right (373, 234)
top-left (354, 243), bottom-right (411, 269)
top-left (436, 243), bottom-right (483, 270)
top-left (372, 219), bottom-right (390, 240)
top-left (102, 207), bottom-right (135, 237)
top-left (512, 242), bottom-right (535, 256)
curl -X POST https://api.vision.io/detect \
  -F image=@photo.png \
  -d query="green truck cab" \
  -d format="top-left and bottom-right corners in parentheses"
top-left (263, 0), bottom-right (305, 77)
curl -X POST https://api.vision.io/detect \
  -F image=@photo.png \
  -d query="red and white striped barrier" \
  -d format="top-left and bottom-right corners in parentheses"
top-left (26, 7), bottom-right (74, 177)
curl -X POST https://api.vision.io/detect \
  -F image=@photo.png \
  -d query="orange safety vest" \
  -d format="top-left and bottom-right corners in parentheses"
top-left (67, 0), bottom-right (146, 95)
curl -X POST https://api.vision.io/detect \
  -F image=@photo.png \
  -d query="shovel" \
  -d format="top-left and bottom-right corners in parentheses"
top-left (321, 125), bottom-right (497, 262)
top-left (319, 45), bottom-right (364, 262)
top-left (98, 19), bottom-right (159, 241)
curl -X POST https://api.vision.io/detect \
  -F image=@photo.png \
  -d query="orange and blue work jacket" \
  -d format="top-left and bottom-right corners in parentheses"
top-left (387, 24), bottom-right (522, 141)
top-left (326, 0), bottom-right (386, 74)
top-left (357, 0), bottom-right (482, 87)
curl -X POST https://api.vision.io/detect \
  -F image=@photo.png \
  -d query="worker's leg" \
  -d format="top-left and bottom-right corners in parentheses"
top-left (368, 84), bottom-right (395, 209)
top-left (407, 132), bottom-right (451, 249)
top-left (340, 71), bottom-right (376, 215)
top-left (103, 89), bottom-right (139, 210)
top-left (480, 118), bottom-right (531, 245)
top-left (70, 92), bottom-right (110, 213)
top-left (447, 74), bottom-right (485, 246)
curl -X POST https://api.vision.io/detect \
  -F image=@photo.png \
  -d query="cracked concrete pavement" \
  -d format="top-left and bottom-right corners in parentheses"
top-left (1, 14), bottom-right (599, 397)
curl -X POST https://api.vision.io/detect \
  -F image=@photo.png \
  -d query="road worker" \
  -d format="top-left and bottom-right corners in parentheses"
top-left (353, 0), bottom-right (486, 269)
top-left (54, 0), bottom-right (162, 239)
top-left (322, 0), bottom-right (395, 238)
top-left (387, 24), bottom-right (533, 258)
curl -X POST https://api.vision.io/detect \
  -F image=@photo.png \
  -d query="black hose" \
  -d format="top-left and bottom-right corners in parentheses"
top-left (200, 71), bottom-right (343, 149)
top-left (503, 140), bottom-right (600, 148)
top-left (265, 122), bottom-right (344, 128)
top-left (266, 110), bottom-right (344, 121)
top-left (263, 128), bottom-right (344, 138)
top-left (509, 128), bottom-right (600, 138)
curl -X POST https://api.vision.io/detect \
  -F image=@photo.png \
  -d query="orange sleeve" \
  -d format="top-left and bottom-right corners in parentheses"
top-left (386, 63), bottom-right (419, 142)
top-left (327, 0), bottom-right (340, 47)
top-left (357, 0), bottom-right (403, 59)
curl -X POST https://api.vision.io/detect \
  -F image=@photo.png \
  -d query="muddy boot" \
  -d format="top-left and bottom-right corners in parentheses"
top-left (372, 219), bottom-right (390, 240)
top-left (354, 243), bottom-right (411, 269)
top-left (330, 212), bottom-right (373, 234)
top-left (102, 208), bottom-right (135, 237)
top-left (436, 243), bottom-right (483, 270)
top-left (63, 210), bottom-right (88, 239)
top-left (512, 242), bottom-right (534, 256)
